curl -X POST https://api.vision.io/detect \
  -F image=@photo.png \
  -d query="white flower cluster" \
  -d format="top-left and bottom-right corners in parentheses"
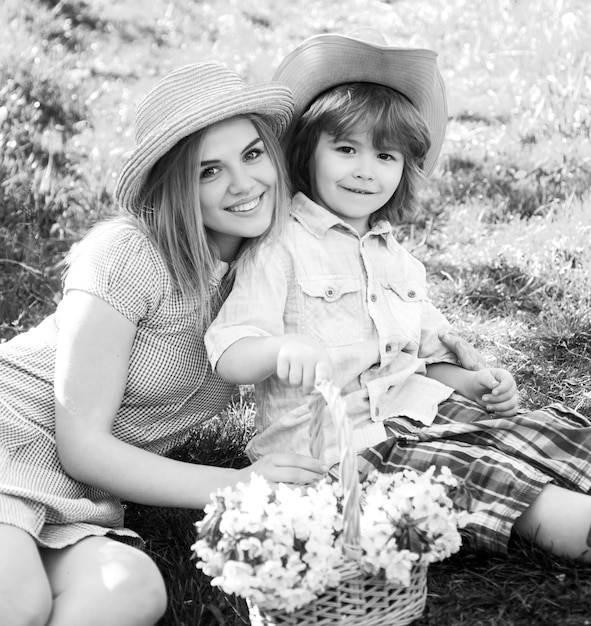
top-left (192, 473), bottom-right (343, 613)
top-left (193, 466), bottom-right (470, 613)
top-left (358, 466), bottom-right (471, 587)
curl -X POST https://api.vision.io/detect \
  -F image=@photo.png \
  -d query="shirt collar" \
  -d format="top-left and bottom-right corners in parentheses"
top-left (291, 192), bottom-right (393, 239)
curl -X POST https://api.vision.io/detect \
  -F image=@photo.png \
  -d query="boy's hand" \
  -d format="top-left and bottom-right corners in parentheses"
top-left (276, 334), bottom-right (332, 394)
top-left (472, 368), bottom-right (519, 416)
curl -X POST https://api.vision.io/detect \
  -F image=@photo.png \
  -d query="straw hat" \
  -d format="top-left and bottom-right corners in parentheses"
top-left (272, 31), bottom-right (447, 176)
top-left (115, 62), bottom-right (294, 212)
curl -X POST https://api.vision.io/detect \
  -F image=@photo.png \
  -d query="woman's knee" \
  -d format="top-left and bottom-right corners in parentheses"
top-left (0, 595), bottom-right (52, 626)
top-left (113, 547), bottom-right (168, 624)
top-left (44, 537), bottom-right (167, 625)
top-left (0, 524), bottom-right (52, 626)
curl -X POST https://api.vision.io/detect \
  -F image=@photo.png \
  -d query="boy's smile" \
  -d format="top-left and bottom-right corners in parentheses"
top-left (311, 130), bottom-right (404, 235)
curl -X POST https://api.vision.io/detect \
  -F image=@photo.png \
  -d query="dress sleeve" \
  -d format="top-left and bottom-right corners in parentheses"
top-left (205, 240), bottom-right (291, 369)
top-left (63, 225), bottom-right (163, 325)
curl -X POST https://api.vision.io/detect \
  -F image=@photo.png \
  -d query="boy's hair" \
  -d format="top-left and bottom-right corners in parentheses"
top-left (287, 82), bottom-right (431, 225)
top-left (127, 114), bottom-right (289, 326)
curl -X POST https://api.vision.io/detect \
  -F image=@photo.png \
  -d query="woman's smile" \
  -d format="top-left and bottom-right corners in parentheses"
top-left (198, 118), bottom-right (277, 258)
top-left (225, 193), bottom-right (264, 213)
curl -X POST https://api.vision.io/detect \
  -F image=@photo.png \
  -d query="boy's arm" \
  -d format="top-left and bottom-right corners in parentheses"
top-left (215, 335), bottom-right (286, 383)
top-left (206, 240), bottom-right (291, 379)
top-left (216, 334), bottom-right (331, 394)
top-left (426, 362), bottom-right (481, 399)
top-left (426, 362), bottom-right (519, 416)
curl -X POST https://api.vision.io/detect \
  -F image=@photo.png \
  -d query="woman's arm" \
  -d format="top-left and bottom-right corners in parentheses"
top-left (54, 291), bottom-right (327, 509)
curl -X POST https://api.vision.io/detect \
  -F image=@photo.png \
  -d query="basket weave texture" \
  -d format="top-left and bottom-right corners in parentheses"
top-left (247, 380), bottom-right (428, 626)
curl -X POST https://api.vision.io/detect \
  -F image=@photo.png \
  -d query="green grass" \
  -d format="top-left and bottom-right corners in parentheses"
top-left (2, 0), bottom-right (590, 624)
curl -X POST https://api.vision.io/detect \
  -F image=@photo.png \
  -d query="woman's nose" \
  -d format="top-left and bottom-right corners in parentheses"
top-left (228, 166), bottom-right (256, 194)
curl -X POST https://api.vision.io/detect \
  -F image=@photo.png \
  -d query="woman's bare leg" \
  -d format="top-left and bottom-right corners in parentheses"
top-left (514, 483), bottom-right (591, 562)
top-left (42, 536), bottom-right (167, 626)
top-left (0, 523), bottom-right (53, 626)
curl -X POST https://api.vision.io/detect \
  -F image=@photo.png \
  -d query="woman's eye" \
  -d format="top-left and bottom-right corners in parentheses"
top-left (200, 166), bottom-right (219, 180)
top-left (244, 148), bottom-right (264, 162)
top-left (336, 146), bottom-right (355, 154)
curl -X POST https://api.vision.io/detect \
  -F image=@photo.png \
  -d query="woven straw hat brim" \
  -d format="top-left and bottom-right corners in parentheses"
top-left (115, 69), bottom-right (293, 213)
top-left (273, 34), bottom-right (447, 176)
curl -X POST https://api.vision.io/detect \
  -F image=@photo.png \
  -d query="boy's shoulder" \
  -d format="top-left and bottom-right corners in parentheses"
top-left (382, 231), bottom-right (428, 276)
top-left (288, 192), bottom-right (341, 237)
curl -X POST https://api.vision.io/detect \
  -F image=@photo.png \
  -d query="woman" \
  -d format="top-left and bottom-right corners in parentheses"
top-left (0, 62), bottom-right (327, 626)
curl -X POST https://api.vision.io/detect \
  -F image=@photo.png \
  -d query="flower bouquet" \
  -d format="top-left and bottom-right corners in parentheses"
top-left (192, 381), bottom-right (471, 626)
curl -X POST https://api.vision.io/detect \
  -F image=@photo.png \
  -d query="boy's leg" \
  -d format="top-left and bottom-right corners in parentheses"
top-left (0, 523), bottom-right (53, 626)
top-left (514, 483), bottom-right (591, 562)
top-left (41, 536), bottom-right (167, 626)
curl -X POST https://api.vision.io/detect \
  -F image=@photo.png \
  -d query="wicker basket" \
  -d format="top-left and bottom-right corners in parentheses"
top-left (247, 380), bottom-right (428, 626)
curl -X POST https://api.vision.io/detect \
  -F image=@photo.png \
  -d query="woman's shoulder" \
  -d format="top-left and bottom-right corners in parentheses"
top-left (63, 217), bottom-right (170, 320)
top-left (74, 216), bottom-right (153, 255)
top-left (66, 217), bottom-right (162, 275)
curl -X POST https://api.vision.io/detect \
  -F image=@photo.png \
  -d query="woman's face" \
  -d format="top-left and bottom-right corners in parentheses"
top-left (198, 117), bottom-right (277, 259)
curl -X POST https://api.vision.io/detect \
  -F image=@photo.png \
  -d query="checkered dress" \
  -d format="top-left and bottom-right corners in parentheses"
top-left (354, 393), bottom-right (591, 554)
top-left (0, 221), bottom-right (235, 548)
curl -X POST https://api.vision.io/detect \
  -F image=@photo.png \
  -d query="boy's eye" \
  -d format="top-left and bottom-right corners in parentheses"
top-left (378, 151), bottom-right (403, 162)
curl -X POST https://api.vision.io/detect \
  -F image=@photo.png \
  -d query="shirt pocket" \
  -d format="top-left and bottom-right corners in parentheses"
top-left (299, 275), bottom-right (364, 346)
top-left (381, 280), bottom-right (427, 343)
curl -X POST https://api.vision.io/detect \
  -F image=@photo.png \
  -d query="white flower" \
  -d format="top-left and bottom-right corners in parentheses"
top-left (383, 550), bottom-right (420, 587)
top-left (193, 466), bottom-right (471, 611)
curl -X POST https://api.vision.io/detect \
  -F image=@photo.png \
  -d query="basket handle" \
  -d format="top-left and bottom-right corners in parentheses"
top-left (308, 379), bottom-right (361, 550)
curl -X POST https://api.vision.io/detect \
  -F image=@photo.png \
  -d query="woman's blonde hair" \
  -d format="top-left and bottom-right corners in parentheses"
top-left (141, 114), bottom-right (289, 325)
top-left (70, 114), bottom-right (289, 328)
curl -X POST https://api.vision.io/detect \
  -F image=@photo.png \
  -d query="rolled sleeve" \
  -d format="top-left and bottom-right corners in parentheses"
top-left (418, 300), bottom-right (459, 366)
top-left (205, 240), bottom-right (291, 369)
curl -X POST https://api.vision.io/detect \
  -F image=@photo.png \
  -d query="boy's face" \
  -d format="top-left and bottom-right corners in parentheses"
top-left (310, 130), bottom-right (404, 235)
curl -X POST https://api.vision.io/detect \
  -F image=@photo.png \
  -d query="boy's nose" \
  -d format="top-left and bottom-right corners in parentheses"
top-left (353, 168), bottom-right (374, 181)
top-left (353, 157), bottom-right (375, 181)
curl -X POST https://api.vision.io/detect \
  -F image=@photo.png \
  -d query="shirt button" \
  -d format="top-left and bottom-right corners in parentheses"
top-left (370, 294), bottom-right (377, 302)
top-left (407, 290), bottom-right (416, 298)
top-left (325, 287), bottom-right (335, 298)
top-left (385, 343), bottom-right (392, 352)
top-left (375, 407), bottom-right (380, 417)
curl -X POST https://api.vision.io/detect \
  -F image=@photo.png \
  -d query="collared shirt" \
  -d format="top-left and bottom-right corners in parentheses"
top-left (206, 192), bottom-right (457, 465)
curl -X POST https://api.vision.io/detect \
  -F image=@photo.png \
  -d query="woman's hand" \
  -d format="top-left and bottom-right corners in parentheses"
top-left (471, 367), bottom-right (519, 417)
top-left (244, 453), bottom-right (329, 487)
top-left (439, 332), bottom-right (488, 371)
